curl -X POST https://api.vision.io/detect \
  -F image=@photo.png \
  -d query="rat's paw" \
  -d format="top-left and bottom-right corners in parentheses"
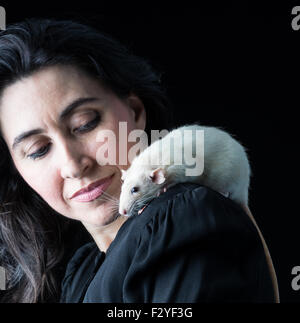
top-left (138, 204), bottom-right (148, 215)
top-left (156, 186), bottom-right (168, 197)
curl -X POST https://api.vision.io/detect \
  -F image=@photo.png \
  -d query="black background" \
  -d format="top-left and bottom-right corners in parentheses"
top-left (0, 1), bottom-right (297, 302)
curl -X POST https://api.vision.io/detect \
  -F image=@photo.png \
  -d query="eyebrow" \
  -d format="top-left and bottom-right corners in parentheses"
top-left (12, 97), bottom-right (100, 150)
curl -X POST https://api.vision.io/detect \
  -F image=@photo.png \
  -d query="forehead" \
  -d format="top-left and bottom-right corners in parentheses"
top-left (0, 65), bottom-right (107, 145)
top-left (0, 64), bottom-right (102, 114)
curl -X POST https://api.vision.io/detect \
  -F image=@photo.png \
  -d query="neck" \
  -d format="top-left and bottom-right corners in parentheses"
top-left (82, 214), bottom-right (128, 253)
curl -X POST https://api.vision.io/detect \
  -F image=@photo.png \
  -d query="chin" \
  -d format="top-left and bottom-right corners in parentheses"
top-left (88, 207), bottom-right (120, 227)
top-left (102, 212), bottom-right (120, 226)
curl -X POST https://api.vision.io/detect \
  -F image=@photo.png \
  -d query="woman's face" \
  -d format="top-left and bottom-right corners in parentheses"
top-left (0, 65), bottom-right (146, 226)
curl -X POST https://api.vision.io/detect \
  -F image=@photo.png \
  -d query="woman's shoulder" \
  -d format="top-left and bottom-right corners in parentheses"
top-left (125, 182), bottom-right (258, 240)
top-left (91, 183), bottom-right (274, 302)
top-left (63, 183), bottom-right (272, 303)
top-left (113, 182), bottom-right (263, 271)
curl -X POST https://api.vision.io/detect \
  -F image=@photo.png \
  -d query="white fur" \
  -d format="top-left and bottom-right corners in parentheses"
top-left (119, 124), bottom-right (251, 216)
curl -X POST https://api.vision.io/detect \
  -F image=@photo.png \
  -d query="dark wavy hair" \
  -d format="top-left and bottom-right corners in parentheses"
top-left (0, 18), bottom-right (173, 303)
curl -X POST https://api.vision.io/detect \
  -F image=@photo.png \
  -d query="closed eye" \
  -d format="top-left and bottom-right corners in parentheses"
top-left (26, 115), bottom-right (101, 161)
top-left (27, 143), bottom-right (52, 160)
top-left (72, 114), bottom-right (101, 134)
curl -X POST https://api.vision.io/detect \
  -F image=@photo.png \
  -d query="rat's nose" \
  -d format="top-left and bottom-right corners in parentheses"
top-left (119, 207), bottom-right (127, 215)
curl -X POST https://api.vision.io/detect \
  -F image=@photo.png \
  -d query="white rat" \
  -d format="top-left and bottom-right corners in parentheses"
top-left (118, 124), bottom-right (251, 216)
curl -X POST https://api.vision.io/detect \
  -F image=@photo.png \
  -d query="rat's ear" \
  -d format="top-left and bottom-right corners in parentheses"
top-left (149, 168), bottom-right (166, 185)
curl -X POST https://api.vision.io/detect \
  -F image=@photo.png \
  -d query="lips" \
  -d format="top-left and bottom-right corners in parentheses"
top-left (70, 174), bottom-right (114, 202)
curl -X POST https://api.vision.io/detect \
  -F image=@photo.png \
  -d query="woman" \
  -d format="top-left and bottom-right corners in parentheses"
top-left (0, 18), bottom-right (279, 303)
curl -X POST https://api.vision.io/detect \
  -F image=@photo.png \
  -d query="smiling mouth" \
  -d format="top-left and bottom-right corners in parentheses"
top-left (70, 174), bottom-right (114, 202)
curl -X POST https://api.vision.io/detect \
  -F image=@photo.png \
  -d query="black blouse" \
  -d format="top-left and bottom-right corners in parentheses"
top-left (60, 183), bottom-right (276, 303)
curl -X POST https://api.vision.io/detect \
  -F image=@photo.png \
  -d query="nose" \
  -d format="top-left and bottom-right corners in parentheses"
top-left (59, 141), bottom-right (92, 179)
top-left (61, 158), bottom-right (90, 179)
top-left (119, 206), bottom-right (127, 215)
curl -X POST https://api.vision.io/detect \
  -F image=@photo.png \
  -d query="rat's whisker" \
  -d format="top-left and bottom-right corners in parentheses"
top-left (106, 206), bottom-right (119, 213)
top-left (101, 190), bottom-right (118, 200)
top-left (98, 197), bottom-right (119, 206)
top-left (98, 191), bottom-right (119, 203)
top-left (96, 196), bottom-right (118, 205)
top-left (128, 191), bottom-right (154, 215)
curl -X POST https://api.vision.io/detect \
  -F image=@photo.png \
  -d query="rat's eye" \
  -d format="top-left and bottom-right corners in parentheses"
top-left (131, 187), bottom-right (139, 194)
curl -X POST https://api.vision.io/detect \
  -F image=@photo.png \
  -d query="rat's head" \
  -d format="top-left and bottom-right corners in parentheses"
top-left (118, 166), bottom-right (166, 216)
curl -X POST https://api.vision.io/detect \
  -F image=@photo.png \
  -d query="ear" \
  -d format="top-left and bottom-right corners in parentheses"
top-left (121, 169), bottom-right (127, 180)
top-left (149, 168), bottom-right (166, 185)
top-left (126, 93), bottom-right (146, 131)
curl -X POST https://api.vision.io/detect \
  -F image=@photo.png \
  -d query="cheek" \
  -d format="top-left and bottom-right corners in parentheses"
top-left (37, 180), bottom-right (63, 205)
top-left (97, 118), bottom-right (138, 169)
top-left (18, 165), bottom-right (63, 207)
